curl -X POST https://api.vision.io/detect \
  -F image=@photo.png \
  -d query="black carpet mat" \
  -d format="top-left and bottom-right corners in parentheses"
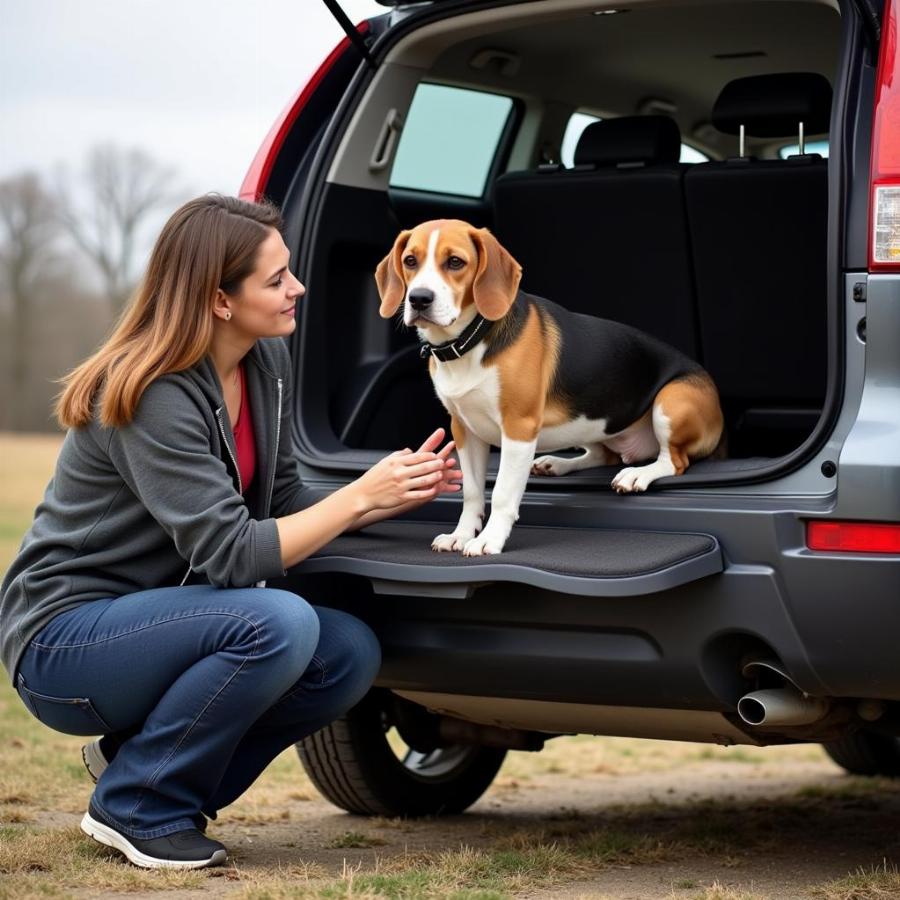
top-left (305, 521), bottom-right (716, 580)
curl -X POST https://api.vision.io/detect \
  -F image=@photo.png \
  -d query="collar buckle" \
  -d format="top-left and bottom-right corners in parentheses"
top-left (418, 315), bottom-right (489, 363)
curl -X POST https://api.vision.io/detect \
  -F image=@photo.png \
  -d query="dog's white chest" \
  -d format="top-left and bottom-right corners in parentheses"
top-left (432, 350), bottom-right (503, 445)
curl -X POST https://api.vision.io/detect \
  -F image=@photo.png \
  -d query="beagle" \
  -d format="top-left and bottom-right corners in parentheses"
top-left (375, 219), bottom-right (724, 556)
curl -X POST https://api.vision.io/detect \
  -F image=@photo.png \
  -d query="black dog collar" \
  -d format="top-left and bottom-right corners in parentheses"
top-left (419, 314), bottom-right (492, 362)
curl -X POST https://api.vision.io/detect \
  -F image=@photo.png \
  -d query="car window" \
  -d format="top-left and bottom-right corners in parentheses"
top-left (390, 84), bottom-right (514, 198)
top-left (778, 140), bottom-right (829, 158)
top-left (561, 112), bottom-right (708, 166)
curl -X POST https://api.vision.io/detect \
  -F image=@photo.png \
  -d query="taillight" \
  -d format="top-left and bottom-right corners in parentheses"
top-left (807, 520), bottom-right (900, 553)
top-left (239, 21), bottom-right (370, 202)
top-left (870, 0), bottom-right (900, 269)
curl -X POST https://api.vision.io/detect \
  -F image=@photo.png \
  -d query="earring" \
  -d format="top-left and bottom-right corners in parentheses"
top-left (225, 311), bottom-right (232, 321)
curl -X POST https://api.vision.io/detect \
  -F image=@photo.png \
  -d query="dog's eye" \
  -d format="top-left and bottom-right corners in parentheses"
top-left (446, 256), bottom-right (465, 270)
top-left (403, 254), bottom-right (417, 269)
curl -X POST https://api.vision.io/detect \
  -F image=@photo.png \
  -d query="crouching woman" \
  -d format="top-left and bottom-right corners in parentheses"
top-left (0, 195), bottom-right (460, 869)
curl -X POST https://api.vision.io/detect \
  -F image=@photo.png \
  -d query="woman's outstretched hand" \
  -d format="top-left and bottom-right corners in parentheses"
top-left (417, 427), bottom-right (463, 500)
top-left (351, 428), bottom-right (461, 512)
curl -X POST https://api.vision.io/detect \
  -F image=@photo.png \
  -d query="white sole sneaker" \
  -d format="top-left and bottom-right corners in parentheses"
top-left (81, 740), bottom-right (108, 783)
top-left (80, 811), bottom-right (227, 870)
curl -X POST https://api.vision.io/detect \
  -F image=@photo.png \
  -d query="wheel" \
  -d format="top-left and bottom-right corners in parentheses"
top-left (296, 689), bottom-right (507, 816)
top-left (822, 731), bottom-right (900, 776)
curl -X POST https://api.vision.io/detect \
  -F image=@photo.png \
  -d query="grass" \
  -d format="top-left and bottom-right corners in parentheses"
top-left (813, 862), bottom-right (900, 900)
top-left (328, 831), bottom-right (388, 849)
top-left (0, 432), bottom-right (63, 574)
top-left (0, 824), bottom-right (207, 895)
top-left (685, 884), bottom-right (768, 900)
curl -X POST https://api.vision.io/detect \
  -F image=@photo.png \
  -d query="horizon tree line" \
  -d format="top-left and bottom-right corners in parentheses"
top-left (0, 145), bottom-right (183, 432)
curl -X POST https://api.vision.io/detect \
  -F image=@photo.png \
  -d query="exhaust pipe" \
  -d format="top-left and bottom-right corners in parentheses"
top-left (737, 658), bottom-right (830, 727)
top-left (737, 687), bottom-right (829, 727)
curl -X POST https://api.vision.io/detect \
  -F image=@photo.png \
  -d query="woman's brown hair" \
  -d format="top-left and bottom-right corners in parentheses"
top-left (56, 194), bottom-right (283, 429)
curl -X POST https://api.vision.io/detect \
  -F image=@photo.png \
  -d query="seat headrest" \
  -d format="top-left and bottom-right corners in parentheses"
top-left (574, 115), bottom-right (682, 168)
top-left (712, 73), bottom-right (832, 137)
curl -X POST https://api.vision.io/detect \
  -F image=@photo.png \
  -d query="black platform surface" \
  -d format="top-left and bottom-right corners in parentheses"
top-left (299, 521), bottom-right (722, 597)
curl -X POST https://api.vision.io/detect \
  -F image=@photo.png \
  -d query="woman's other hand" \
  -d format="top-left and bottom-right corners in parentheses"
top-left (417, 427), bottom-right (462, 499)
top-left (349, 429), bottom-right (444, 511)
top-left (350, 428), bottom-right (462, 513)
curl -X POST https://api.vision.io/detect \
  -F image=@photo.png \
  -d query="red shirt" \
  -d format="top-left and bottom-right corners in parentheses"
top-left (232, 365), bottom-right (256, 494)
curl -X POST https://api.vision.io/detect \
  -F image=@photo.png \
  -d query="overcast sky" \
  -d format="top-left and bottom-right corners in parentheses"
top-left (1, 0), bottom-right (386, 195)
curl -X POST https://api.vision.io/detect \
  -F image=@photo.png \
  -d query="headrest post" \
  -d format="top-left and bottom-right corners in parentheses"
top-left (739, 123), bottom-right (745, 159)
top-left (798, 120), bottom-right (805, 155)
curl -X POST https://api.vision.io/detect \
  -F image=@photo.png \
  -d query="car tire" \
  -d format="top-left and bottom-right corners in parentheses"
top-left (822, 731), bottom-right (900, 777)
top-left (296, 689), bottom-right (508, 816)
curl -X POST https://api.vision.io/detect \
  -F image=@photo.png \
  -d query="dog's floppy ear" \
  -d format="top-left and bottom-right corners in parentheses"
top-left (469, 227), bottom-right (522, 320)
top-left (375, 230), bottom-right (412, 318)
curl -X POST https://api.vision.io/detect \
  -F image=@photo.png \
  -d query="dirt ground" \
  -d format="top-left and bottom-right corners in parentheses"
top-left (8, 740), bottom-right (900, 900)
top-left (199, 757), bottom-right (897, 898)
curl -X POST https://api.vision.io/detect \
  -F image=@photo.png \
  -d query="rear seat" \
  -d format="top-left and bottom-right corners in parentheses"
top-left (683, 73), bottom-right (831, 455)
top-left (492, 115), bottom-right (699, 358)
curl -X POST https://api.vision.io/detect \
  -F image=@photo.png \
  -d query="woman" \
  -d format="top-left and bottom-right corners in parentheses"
top-left (0, 195), bottom-right (461, 869)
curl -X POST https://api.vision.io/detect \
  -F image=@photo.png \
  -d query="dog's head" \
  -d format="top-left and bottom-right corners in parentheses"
top-left (375, 220), bottom-right (522, 329)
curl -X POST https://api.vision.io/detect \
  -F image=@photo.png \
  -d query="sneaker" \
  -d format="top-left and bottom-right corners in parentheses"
top-left (80, 803), bottom-right (226, 869)
top-left (81, 737), bottom-right (112, 783)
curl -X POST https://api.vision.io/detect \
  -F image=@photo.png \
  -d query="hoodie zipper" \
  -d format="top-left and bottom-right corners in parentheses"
top-left (215, 406), bottom-right (243, 495)
top-left (254, 378), bottom-right (283, 590)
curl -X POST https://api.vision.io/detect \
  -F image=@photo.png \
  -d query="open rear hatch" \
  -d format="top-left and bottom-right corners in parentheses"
top-left (298, 521), bottom-right (722, 598)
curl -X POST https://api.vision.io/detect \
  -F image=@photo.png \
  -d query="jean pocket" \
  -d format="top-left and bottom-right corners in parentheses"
top-left (16, 674), bottom-right (110, 736)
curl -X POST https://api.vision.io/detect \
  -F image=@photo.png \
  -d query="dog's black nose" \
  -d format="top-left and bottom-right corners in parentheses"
top-left (408, 288), bottom-right (435, 310)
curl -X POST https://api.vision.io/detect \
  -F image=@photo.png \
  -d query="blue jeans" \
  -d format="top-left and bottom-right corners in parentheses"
top-left (15, 586), bottom-right (380, 839)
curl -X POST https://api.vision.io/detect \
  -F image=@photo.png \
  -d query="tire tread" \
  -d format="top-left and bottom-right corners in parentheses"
top-left (297, 692), bottom-right (506, 817)
top-left (822, 732), bottom-right (900, 777)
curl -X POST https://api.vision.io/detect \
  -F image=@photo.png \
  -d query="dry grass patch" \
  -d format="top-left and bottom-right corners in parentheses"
top-left (679, 882), bottom-right (768, 900)
top-left (813, 862), bottom-right (900, 900)
top-left (235, 832), bottom-right (659, 899)
top-left (795, 778), bottom-right (894, 802)
top-left (0, 679), bottom-right (93, 818)
top-left (494, 824), bottom-right (680, 867)
top-left (0, 824), bottom-right (206, 894)
top-left (499, 734), bottom-right (829, 781)
top-left (234, 843), bottom-right (573, 899)
top-left (339, 843), bottom-right (576, 898)
top-left (0, 432), bottom-right (64, 574)
top-left (328, 831), bottom-right (388, 849)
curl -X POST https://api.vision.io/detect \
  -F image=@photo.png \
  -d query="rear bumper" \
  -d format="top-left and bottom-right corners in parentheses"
top-left (286, 507), bottom-right (900, 710)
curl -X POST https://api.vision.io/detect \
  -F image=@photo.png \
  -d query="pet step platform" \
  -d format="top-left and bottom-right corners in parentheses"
top-left (298, 521), bottom-right (722, 599)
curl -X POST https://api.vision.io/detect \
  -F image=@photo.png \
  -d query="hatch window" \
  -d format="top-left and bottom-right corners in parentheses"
top-left (390, 83), bottom-right (515, 197)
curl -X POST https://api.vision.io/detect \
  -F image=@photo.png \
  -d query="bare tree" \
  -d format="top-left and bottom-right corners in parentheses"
top-left (59, 145), bottom-right (175, 312)
top-left (0, 173), bottom-right (60, 429)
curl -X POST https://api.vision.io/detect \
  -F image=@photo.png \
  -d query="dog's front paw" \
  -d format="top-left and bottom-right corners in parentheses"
top-left (432, 532), bottom-right (472, 552)
top-left (462, 532), bottom-right (505, 556)
top-left (612, 467), bottom-right (642, 493)
top-left (612, 466), bottom-right (655, 493)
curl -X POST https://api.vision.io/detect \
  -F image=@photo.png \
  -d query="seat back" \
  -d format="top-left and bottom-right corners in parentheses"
top-left (492, 115), bottom-right (699, 357)
top-left (684, 73), bottom-right (831, 416)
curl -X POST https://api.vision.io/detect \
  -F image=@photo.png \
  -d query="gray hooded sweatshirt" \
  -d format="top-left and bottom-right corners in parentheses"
top-left (0, 337), bottom-right (313, 683)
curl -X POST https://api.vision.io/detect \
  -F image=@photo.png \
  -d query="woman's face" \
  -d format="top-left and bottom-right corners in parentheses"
top-left (224, 228), bottom-right (305, 339)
